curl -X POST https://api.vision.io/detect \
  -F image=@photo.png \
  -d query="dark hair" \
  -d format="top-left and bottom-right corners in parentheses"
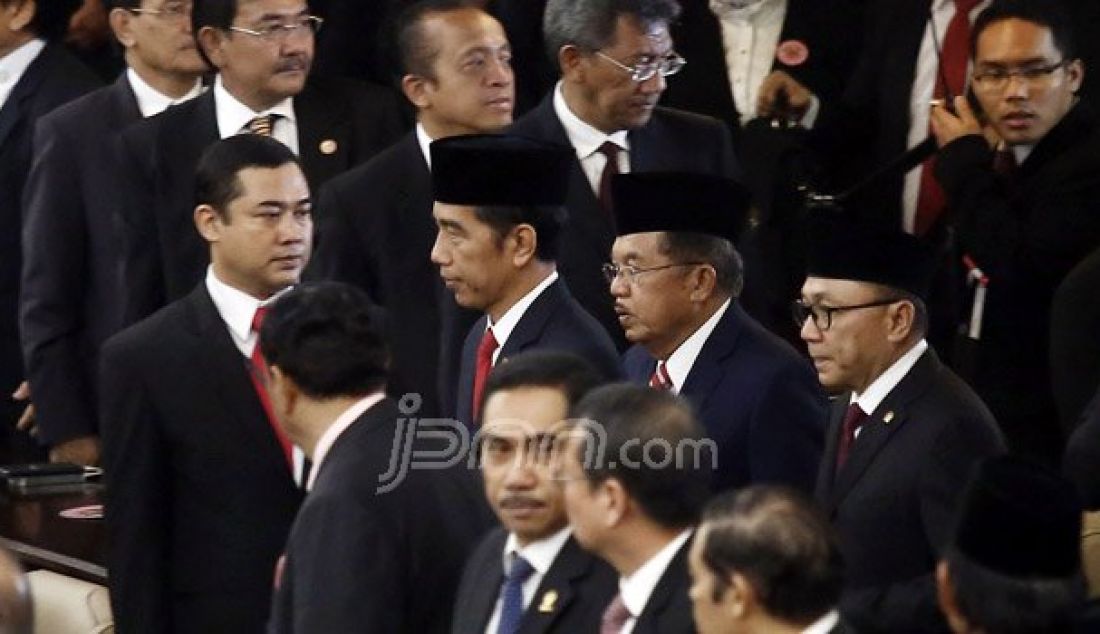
top-left (474, 204), bottom-right (566, 262)
top-left (866, 283), bottom-right (929, 338)
top-left (395, 0), bottom-right (483, 79)
top-left (259, 282), bottom-right (389, 398)
top-left (191, 0), bottom-right (239, 67)
top-left (105, 0), bottom-right (141, 11)
top-left (946, 548), bottom-right (1086, 634)
top-left (480, 351), bottom-right (605, 422)
top-left (569, 384), bottom-right (712, 529)
top-left (2, 0), bottom-right (83, 39)
top-left (543, 0), bottom-right (681, 68)
top-left (194, 134), bottom-right (302, 219)
top-left (658, 232), bottom-right (744, 298)
top-left (972, 0), bottom-right (1077, 60)
top-left (700, 487), bottom-right (843, 625)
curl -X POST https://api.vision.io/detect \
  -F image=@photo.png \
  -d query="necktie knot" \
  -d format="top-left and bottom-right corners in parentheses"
top-left (836, 403), bottom-right (867, 471)
top-left (246, 113), bottom-right (279, 137)
top-left (600, 593), bottom-right (632, 634)
top-left (598, 141), bottom-right (621, 161)
top-left (506, 555), bottom-right (535, 583)
top-left (954, 0), bottom-right (981, 15)
top-left (252, 305), bottom-right (269, 334)
top-left (649, 361), bottom-right (673, 391)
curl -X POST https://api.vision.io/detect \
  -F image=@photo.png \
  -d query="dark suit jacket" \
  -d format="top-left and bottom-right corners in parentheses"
top-left (269, 398), bottom-right (491, 633)
top-left (119, 77), bottom-right (408, 323)
top-left (1065, 385), bottom-right (1100, 510)
top-left (0, 43), bottom-right (99, 430)
top-left (632, 540), bottom-right (695, 634)
top-left (310, 131), bottom-right (479, 418)
top-left (455, 279), bottom-right (622, 426)
top-left (100, 284), bottom-right (303, 634)
top-left (508, 95), bottom-right (739, 350)
top-left (20, 72), bottom-right (141, 445)
top-left (814, 349), bottom-right (1005, 633)
top-left (1051, 246), bottom-right (1100, 436)
top-left (451, 527), bottom-right (618, 634)
top-left (624, 302), bottom-right (826, 493)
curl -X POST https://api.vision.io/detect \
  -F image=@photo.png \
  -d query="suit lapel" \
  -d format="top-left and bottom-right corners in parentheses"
top-left (498, 280), bottom-right (565, 361)
top-left (468, 530), bottom-right (508, 632)
top-left (457, 315), bottom-right (489, 424)
top-left (107, 72), bottom-right (142, 128)
top-left (518, 537), bottom-right (590, 634)
top-left (633, 541), bottom-right (690, 633)
top-left (0, 43), bottom-right (53, 149)
top-left (815, 401), bottom-right (846, 503)
top-left (680, 304), bottom-right (744, 415)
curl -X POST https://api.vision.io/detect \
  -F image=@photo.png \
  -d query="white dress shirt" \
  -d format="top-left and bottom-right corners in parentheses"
top-left (849, 339), bottom-right (929, 435)
top-left (901, 0), bottom-right (990, 233)
top-left (711, 0), bottom-right (787, 123)
top-left (802, 609), bottom-right (841, 634)
top-left (127, 67), bottom-right (204, 118)
top-left (661, 299), bottom-right (731, 393)
top-left (485, 271), bottom-right (559, 365)
top-left (305, 392), bottom-right (386, 491)
top-left (416, 121), bottom-right (435, 168)
top-left (618, 529), bottom-right (693, 634)
top-left (483, 527), bottom-right (573, 634)
top-left (0, 38), bottom-right (44, 108)
top-left (213, 75), bottom-right (299, 154)
top-left (552, 82), bottom-right (630, 195)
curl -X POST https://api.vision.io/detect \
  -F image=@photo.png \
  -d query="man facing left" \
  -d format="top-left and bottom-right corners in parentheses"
top-left (100, 135), bottom-right (310, 633)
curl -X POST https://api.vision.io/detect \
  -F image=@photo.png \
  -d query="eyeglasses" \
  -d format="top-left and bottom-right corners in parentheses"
top-left (595, 51), bottom-right (686, 83)
top-left (971, 60), bottom-right (1069, 92)
top-left (602, 261), bottom-right (701, 285)
top-left (228, 15), bottom-right (323, 42)
top-left (125, 2), bottom-right (190, 20)
top-left (791, 298), bottom-right (900, 332)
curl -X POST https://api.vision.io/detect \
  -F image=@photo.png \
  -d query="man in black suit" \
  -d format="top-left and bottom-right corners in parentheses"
top-left (798, 215), bottom-right (1006, 633)
top-left (430, 134), bottom-right (621, 427)
top-left (120, 0), bottom-right (408, 323)
top-left (260, 282), bottom-right (491, 633)
top-left (100, 136), bottom-right (310, 633)
top-left (0, 0), bottom-right (98, 451)
top-left (20, 0), bottom-right (207, 467)
top-left (689, 486), bottom-right (850, 634)
top-left (611, 172), bottom-right (825, 493)
top-left (556, 384), bottom-right (713, 633)
top-left (929, 0), bottom-right (1100, 466)
top-left (452, 351), bottom-right (617, 634)
top-left (510, 0), bottom-right (739, 350)
top-left (310, 0), bottom-right (514, 418)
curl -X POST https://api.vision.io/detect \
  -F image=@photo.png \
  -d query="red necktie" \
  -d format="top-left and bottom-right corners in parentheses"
top-left (600, 593), bottom-right (632, 634)
top-left (597, 141), bottom-right (621, 213)
top-left (472, 327), bottom-right (499, 421)
top-left (250, 306), bottom-right (294, 469)
top-left (649, 361), bottom-right (673, 391)
top-left (836, 403), bottom-right (867, 471)
top-left (915, 0), bottom-right (981, 235)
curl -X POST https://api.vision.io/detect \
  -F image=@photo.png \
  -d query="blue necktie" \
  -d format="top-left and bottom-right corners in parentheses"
top-left (496, 555), bottom-right (535, 634)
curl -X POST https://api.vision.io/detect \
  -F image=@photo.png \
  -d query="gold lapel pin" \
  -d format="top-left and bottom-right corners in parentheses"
top-left (319, 139), bottom-right (338, 155)
top-left (538, 590), bottom-right (558, 613)
top-left (883, 411), bottom-right (895, 424)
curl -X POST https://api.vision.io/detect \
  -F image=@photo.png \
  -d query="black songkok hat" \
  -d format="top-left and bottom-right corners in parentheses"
top-left (610, 172), bottom-right (751, 244)
top-left (804, 212), bottom-right (936, 299)
top-left (953, 456), bottom-right (1082, 578)
top-left (431, 134), bottom-right (572, 206)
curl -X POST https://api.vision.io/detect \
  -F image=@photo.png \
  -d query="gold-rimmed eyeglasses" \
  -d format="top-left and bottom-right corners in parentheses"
top-left (594, 50), bottom-right (686, 83)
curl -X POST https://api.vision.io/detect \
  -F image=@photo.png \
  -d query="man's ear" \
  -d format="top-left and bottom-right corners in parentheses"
top-left (196, 25), bottom-right (226, 69)
top-left (194, 204), bottom-right (224, 243)
top-left (687, 265), bottom-right (718, 303)
top-left (509, 224), bottom-right (538, 267)
top-left (401, 73), bottom-right (432, 110)
top-left (269, 366), bottom-right (300, 423)
top-left (4, 0), bottom-right (35, 33)
top-left (558, 45), bottom-right (586, 83)
top-left (108, 6), bottom-right (136, 48)
top-left (885, 299), bottom-right (917, 343)
top-left (727, 573), bottom-right (754, 620)
top-left (600, 477), bottom-right (629, 527)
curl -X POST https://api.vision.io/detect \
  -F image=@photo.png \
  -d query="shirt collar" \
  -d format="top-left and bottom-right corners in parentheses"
top-left (552, 81), bottom-right (629, 160)
top-left (306, 392), bottom-right (386, 490)
top-left (127, 67), bottom-right (204, 118)
top-left (851, 339), bottom-right (928, 414)
top-left (619, 529), bottom-right (693, 619)
top-left (416, 122), bottom-right (434, 169)
top-left (663, 299), bottom-right (731, 392)
top-left (502, 526), bottom-right (573, 577)
top-left (204, 266), bottom-right (292, 344)
top-left (0, 38), bottom-right (45, 93)
top-left (709, 0), bottom-right (783, 23)
top-left (1012, 143), bottom-right (1035, 165)
top-left (802, 610), bottom-right (840, 634)
top-left (488, 271), bottom-right (559, 349)
top-left (213, 74), bottom-right (296, 139)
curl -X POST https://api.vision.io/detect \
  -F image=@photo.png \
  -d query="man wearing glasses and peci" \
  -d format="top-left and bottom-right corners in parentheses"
top-left (509, 0), bottom-right (741, 353)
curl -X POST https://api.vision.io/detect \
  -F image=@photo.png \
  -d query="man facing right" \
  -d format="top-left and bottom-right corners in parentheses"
top-left (798, 214), bottom-right (1005, 633)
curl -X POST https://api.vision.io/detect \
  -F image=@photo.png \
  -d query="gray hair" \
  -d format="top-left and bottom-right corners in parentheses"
top-left (542, 0), bottom-right (682, 69)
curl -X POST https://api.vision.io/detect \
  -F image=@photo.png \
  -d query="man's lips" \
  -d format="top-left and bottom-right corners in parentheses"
top-left (1001, 111), bottom-right (1035, 129)
top-left (486, 96), bottom-right (513, 112)
top-left (499, 496), bottom-right (546, 518)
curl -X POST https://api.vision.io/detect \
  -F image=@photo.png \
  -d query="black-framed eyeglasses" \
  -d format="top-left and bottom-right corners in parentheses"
top-left (971, 60), bottom-right (1069, 92)
top-left (228, 15), bottom-right (323, 42)
top-left (125, 1), bottom-right (190, 20)
top-left (791, 298), bottom-right (901, 332)
top-left (602, 261), bottom-right (702, 285)
top-left (595, 51), bottom-right (686, 83)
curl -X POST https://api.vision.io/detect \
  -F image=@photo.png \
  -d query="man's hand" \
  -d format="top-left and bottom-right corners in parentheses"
top-left (930, 95), bottom-right (985, 148)
top-left (49, 436), bottom-right (101, 467)
top-left (757, 70), bottom-right (813, 120)
top-left (11, 382), bottom-right (34, 435)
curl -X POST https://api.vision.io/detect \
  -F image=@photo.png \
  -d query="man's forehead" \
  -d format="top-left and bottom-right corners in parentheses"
top-left (612, 232), bottom-right (662, 258)
top-left (236, 0), bottom-right (308, 20)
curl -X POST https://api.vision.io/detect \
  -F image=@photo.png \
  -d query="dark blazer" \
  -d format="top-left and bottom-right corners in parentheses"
top-left (20, 72), bottom-right (142, 446)
top-left (1064, 385), bottom-right (1100, 510)
top-left (624, 302), bottom-right (826, 493)
top-left (632, 540), bottom-right (695, 634)
top-left (451, 527), bottom-right (618, 634)
top-left (99, 284), bottom-right (303, 634)
top-left (508, 95), bottom-right (739, 350)
top-left (310, 131), bottom-right (479, 418)
top-left (455, 279), bottom-right (622, 426)
top-left (119, 77), bottom-right (408, 323)
top-left (269, 398), bottom-right (491, 634)
top-left (1051, 246), bottom-right (1100, 436)
top-left (814, 349), bottom-right (1005, 634)
top-left (0, 43), bottom-right (99, 430)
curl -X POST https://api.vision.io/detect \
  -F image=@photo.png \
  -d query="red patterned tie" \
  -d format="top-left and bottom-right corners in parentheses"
top-left (472, 327), bottom-right (499, 421)
top-left (597, 141), bottom-right (622, 214)
top-left (915, 0), bottom-right (981, 235)
top-left (250, 306), bottom-right (294, 469)
top-left (648, 361), bottom-right (673, 391)
top-left (835, 403), bottom-right (867, 471)
top-left (600, 593), bottom-right (632, 634)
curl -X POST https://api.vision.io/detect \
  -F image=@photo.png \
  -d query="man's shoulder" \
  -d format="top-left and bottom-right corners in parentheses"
top-left (647, 105), bottom-right (727, 135)
top-left (101, 292), bottom-right (196, 359)
top-left (321, 133), bottom-right (420, 195)
top-left (38, 79), bottom-right (127, 134)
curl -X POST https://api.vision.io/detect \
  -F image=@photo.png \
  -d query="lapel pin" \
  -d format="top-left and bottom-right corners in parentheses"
top-left (538, 590), bottom-right (558, 613)
top-left (319, 139), bottom-right (338, 155)
top-left (883, 411), bottom-right (895, 424)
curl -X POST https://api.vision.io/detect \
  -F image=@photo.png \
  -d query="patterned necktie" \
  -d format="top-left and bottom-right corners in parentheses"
top-left (246, 113), bottom-right (278, 137)
top-left (472, 327), bottom-right (499, 421)
top-left (600, 593), bottom-right (632, 634)
top-left (597, 141), bottom-right (622, 213)
top-left (250, 306), bottom-right (294, 469)
top-left (648, 360), bottom-right (673, 391)
top-left (835, 403), bottom-right (867, 471)
top-left (496, 555), bottom-right (535, 634)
